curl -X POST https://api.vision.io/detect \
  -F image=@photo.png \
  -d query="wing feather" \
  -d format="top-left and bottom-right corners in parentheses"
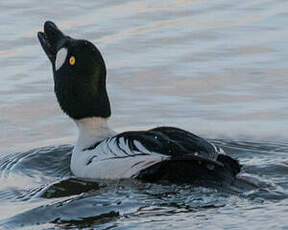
top-left (76, 127), bottom-right (240, 180)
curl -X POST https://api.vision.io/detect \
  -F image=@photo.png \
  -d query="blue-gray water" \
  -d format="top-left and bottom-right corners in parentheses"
top-left (0, 0), bottom-right (288, 229)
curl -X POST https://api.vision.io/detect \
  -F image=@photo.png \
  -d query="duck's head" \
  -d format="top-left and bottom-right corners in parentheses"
top-left (37, 21), bottom-right (111, 120)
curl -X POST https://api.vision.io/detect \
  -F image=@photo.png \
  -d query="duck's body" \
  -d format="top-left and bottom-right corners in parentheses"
top-left (71, 118), bottom-right (240, 184)
top-left (38, 21), bottom-right (241, 184)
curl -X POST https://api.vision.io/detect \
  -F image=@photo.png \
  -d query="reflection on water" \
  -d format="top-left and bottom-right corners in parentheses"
top-left (0, 0), bottom-right (288, 229)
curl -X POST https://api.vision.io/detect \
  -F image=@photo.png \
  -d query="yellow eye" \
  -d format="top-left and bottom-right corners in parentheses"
top-left (69, 56), bottom-right (76, 66)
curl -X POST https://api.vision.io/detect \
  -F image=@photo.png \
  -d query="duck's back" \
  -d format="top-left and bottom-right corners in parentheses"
top-left (74, 126), bottom-right (240, 184)
top-left (118, 127), bottom-right (240, 184)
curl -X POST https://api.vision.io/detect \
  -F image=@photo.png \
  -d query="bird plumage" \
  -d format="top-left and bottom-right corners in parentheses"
top-left (38, 21), bottom-right (241, 185)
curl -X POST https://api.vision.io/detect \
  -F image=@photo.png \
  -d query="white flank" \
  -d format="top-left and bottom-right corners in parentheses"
top-left (55, 48), bottom-right (68, 71)
top-left (70, 117), bottom-right (168, 179)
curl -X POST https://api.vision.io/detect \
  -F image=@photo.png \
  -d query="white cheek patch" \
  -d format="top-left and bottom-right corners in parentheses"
top-left (55, 48), bottom-right (68, 71)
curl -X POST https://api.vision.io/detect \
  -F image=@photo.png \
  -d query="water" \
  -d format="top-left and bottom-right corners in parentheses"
top-left (0, 0), bottom-right (288, 229)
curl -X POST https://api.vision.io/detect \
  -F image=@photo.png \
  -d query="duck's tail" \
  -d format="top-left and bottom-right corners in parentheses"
top-left (217, 154), bottom-right (241, 176)
top-left (136, 154), bottom-right (241, 186)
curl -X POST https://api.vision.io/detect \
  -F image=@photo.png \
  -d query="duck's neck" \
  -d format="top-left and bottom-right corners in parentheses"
top-left (74, 117), bottom-right (115, 151)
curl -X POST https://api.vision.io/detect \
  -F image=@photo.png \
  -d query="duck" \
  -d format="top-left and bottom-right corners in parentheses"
top-left (37, 21), bottom-right (241, 185)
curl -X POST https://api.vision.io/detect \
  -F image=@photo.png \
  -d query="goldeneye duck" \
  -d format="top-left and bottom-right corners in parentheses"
top-left (37, 21), bottom-right (241, 185)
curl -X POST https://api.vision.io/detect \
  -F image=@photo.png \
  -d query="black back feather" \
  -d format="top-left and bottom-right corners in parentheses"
top-left (115, 126), bottom-right (241, 184)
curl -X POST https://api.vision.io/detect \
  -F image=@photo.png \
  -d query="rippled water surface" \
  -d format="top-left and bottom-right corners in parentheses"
top-left (0, 0), bottom-right (288, 229)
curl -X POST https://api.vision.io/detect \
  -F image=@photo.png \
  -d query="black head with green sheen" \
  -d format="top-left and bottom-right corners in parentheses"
top-left (37, 21), bottom-right (111, 119)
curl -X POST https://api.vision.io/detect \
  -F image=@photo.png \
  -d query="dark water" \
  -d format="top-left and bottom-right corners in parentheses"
top-left (1, 0), bottom-right (288, 229)
top-left (1, 141), bottom-right (288, 229)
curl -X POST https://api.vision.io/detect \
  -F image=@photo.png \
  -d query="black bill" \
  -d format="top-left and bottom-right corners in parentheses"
top-left (37, 21), bottom-right (68, 63)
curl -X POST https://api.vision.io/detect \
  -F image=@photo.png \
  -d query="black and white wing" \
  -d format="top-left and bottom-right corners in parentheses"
top-left (83, 126), bottom-right (240, 182)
